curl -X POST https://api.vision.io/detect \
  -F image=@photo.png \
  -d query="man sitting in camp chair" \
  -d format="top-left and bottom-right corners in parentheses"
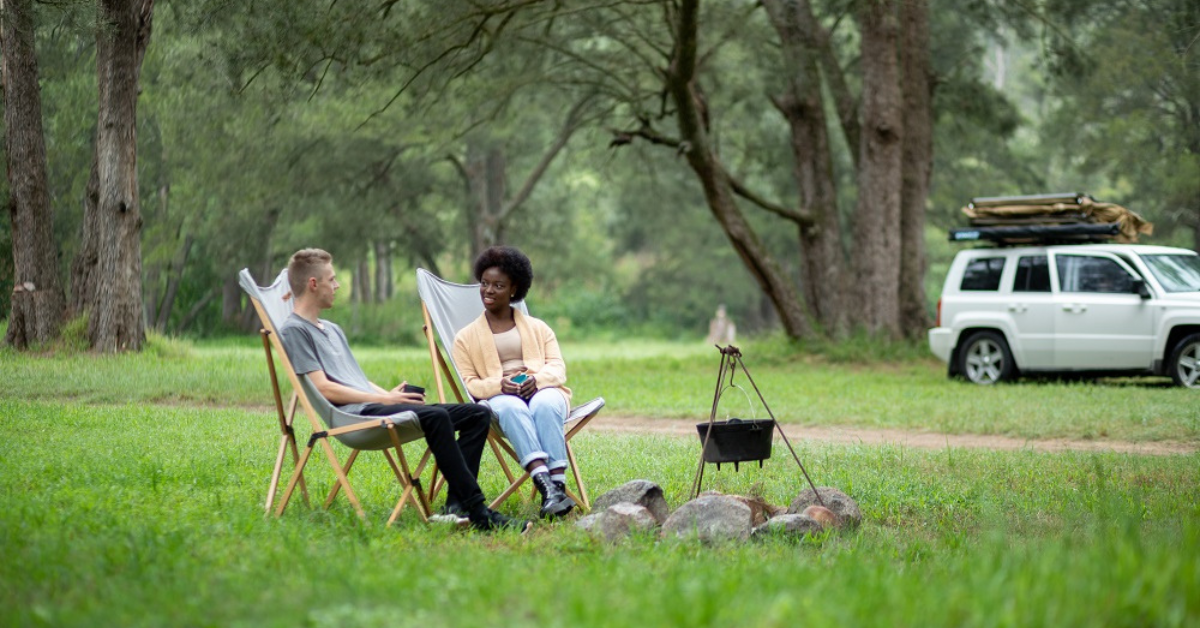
top-left (279, 248), bottom-right (530, 533)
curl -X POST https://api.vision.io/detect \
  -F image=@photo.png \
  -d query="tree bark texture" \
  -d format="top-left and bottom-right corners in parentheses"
top-left (897, 0), bottom-right (933, 335)
top-left (763, 0), bottom-right (848, 335)
top-left (851, 0), bottom-right (904, 336)
top-left (373, 240), bottom-right (391, 302)
top-left (2, 0), bottom-right (66, 348)
top-left (671, 0), bottom-right (811, 339)
top-left (85, 0), bottom-right (153, 351)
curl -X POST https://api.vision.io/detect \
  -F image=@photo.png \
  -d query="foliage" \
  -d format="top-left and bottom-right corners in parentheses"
top-left (3, 0), bottom-right (1196, 344)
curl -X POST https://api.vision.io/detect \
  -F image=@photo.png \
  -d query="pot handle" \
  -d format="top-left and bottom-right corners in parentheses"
top-left (717, 383), bottom-right (756, 421)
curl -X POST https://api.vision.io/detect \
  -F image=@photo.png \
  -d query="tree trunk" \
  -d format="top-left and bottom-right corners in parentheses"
top-left (221, 276), bottom-right (241, 324)
top-left (86, 0), bottom-right (154, 351)
top-left (851, 0), bottom-right (904, 336)
top-left (2, 0), bottom-right (66, 348)
top-left (466, 142), bottom-right (506, 255)
top-left (671, 0), bottom-right (811, 339)
top-left (154, 233), bottom-right (192, 332)
top-left (897, 0), bottom-right (933, 336)
top-left (374, 240), bottom-right (390, 302)
top-left (355, 256), bottom-right (371, 304)
top-left (763, 0), bottom-right (849, 335)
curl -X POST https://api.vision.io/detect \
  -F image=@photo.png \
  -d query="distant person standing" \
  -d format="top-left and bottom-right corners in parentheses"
top-left (706, 304), bottom-right (736, 345)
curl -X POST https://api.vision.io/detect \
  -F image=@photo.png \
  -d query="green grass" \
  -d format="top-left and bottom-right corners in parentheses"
top-left (2, 340), bottom-right (1199, 626)
top-left (2, 398), bottom-right (1197, 627)
top-left (6, 337), bottom-right (1198, 442)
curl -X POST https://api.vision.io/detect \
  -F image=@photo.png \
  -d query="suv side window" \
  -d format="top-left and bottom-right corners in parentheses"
top-left (960, 257), bottom-right (1006, 291)
top-left (1013, 256), bottom-right (1051, 292)
top-left (1055, 255), bottom-right (1134, 293)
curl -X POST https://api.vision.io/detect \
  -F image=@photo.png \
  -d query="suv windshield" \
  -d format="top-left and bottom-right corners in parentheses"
top-left (1140, 254), bottom-right (1200, 293)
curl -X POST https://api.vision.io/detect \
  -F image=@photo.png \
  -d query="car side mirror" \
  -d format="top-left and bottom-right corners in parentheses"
top-left (1131, 278), bottom-right (1151, 299)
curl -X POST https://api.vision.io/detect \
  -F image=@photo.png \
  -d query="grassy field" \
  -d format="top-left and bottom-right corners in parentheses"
top-left (8, 336), bottom-right (1200, 442)
top-left (2, 337), bottom-right (1198, 626)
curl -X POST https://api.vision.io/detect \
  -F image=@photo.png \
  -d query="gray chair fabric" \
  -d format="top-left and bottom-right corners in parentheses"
top-left (239, 268), bottom-right (422, 450)
top-left (414, 268), bottom-right (604, 425)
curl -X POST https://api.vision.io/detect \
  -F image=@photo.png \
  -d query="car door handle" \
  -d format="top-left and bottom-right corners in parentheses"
top-left (1007, 304), bottom-right (1028, 314)
top-left (1062, 304), bottom-right (1088, 313)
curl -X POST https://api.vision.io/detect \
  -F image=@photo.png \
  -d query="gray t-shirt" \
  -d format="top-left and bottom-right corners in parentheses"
top-left (279, 313), bottom-right (374, 414)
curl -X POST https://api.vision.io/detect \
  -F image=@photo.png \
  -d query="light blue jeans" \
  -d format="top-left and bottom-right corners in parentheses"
top-left (487, 389), bottom-right (569, 471)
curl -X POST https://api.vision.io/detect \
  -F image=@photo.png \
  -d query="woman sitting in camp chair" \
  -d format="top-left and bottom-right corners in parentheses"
top-left (452, 246), bottom-right (576, 519)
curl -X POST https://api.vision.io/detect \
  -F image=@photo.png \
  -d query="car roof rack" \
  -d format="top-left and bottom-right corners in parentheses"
top-left (950, 223), bottom-right (1120, 245)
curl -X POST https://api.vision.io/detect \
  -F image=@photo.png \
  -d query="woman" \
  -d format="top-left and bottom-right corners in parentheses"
top-left (453, 246), bottom-right (575, 518)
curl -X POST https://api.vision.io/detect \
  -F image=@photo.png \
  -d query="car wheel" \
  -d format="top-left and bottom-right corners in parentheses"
top-left (1168, 333), bottom-right (1200, 389)
top-left (958, 331), bottom-right (1015, 385)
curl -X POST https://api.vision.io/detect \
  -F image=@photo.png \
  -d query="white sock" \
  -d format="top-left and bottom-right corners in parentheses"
top-left (550, 472), bottom-right (566, 484)
top-left (530, 464), bottom-right (549, 477)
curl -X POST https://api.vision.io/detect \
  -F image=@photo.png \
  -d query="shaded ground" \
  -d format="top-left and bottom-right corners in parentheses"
top-left (591, 416), bottom-right (1198, 456)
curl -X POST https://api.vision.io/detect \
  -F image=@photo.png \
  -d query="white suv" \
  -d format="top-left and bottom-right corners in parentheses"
top-left (929, 243), bottom-right (1200, 387)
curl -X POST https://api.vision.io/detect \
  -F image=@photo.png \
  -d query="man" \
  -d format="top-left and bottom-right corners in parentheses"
top-left (278, 248), bottom-right (529, 532)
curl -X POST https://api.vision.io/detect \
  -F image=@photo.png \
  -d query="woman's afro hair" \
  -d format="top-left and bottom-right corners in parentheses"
top-left (473, 245), bottom-right (534, 302)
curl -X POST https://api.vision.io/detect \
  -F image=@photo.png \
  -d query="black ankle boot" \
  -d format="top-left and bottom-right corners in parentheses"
top-left (532, 472), bottom-right (574, 518)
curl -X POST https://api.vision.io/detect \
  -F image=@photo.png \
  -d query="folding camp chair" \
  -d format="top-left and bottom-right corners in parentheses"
top-left (415, 268), bottom-right (605, 511)
top-left (239, 268), bottom-right (435, 526)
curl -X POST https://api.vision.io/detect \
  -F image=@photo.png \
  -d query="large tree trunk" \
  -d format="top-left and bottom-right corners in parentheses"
top-left (86, 0), bottom-right (153, 351)
top-left (671, 0), bottom-right (811, 339)
top-left (851, 0), bottom-right (904, 336)
top-left (2, 0), bottom-right (65, 348)
top-left (897, 0), bottom-right (933, 336)
top-left (763, 0), bottom-right (849, 335)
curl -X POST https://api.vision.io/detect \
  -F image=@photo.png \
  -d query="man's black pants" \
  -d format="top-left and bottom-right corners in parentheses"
top-left (358, 402), bottom-right (491, 510)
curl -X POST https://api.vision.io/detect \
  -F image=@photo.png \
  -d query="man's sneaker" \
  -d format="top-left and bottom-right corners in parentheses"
top-left (532, 472), bottom-right (575, 519)
top-left (428, 500), bottom-right (470, 526)
top-left (440, 500), bottom-right (468, 518)
top-left (469, 507), bottom-right (533, 533)
top-left (428, 512), bottom-right (470, 527)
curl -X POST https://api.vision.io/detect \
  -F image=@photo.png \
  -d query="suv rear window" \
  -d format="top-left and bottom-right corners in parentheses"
top-left (1013, 256), bottom-right (1050, 292)
top-left (960, 257), bottom-right (1005, 291)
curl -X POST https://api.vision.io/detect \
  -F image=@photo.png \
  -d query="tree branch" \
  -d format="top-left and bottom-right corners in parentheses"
top-left (499, 94), bottom-right (593, 218)
top-left (722, 164), bottom-right (812, 225)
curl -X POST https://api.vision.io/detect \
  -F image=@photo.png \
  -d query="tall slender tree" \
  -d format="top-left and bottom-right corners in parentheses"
top-left (72, 0), bottom-right (154, 351)
top-left (2, 0), bottom-right (65, 348)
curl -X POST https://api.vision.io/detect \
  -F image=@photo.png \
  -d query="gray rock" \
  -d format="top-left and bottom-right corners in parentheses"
top-left (575, 503), bottom-right (659, 542)
top-left (662, 495), bottom-right (753, 542)
top-left (593, 479), bottom-right (670, 524)
top-left (701, 490), bottom-right (785, 525)
top-left (751, 513), bottom-right (824, 539)
top-left (787, 486), bottom-right (862, 528)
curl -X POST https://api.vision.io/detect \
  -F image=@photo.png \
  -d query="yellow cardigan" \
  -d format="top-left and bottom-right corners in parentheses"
top-left (452, 308), bottom-right (572, 406)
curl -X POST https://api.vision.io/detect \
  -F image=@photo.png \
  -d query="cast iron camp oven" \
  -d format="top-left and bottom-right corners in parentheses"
top-left (692, 345), bottom-right (825, 505)
top-left (695, 418), bottom-right (774, 470)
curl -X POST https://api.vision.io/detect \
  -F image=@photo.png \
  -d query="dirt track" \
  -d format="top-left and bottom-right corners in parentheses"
top-left (589, 416), bottom-right (1199, 456)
